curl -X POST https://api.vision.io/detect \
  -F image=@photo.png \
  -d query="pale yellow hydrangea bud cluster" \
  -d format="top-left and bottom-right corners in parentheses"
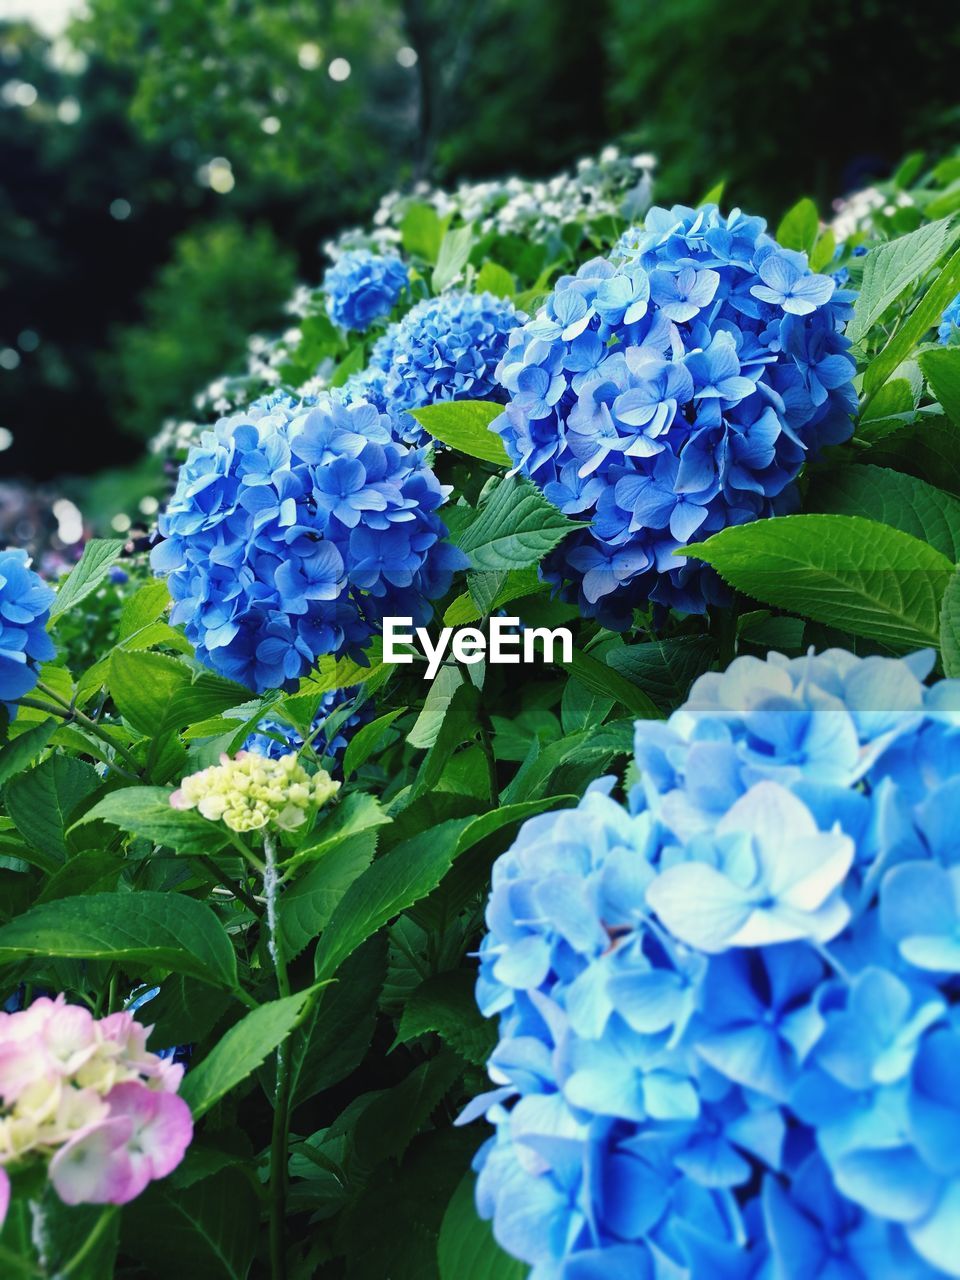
top-left (170, 751), bottom-right (339, 833)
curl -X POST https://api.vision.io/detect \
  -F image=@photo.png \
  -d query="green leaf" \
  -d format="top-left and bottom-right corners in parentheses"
top-left (776, 198), bottom-right (819, 254)
top-left (180, 991), bottom-right (311, 1118)
top-left (280, 831), bottom-right (379, 958)
top-left (283, 792), bottom-right (390, 874)
top-left (110, 649), bottom-right (192, 737)
top-left (401, 202), bottom-right (445, 263)
top-left (456, 475), bottom-right (580, 571)
top-left (302, 641), bottom-right (387, 696)
top-left (4, 755), bottom-right (101, 862)
top-left (847, 217), bottom-right (960, 345)
top-left (76, 786), bottom-right (229, 854)
top-left (0, 718), bottom-right (55, 787)
top-left (314, 817), bottom-right (472, 981)
top-left (867, 419), bottom-right (960, 497)
top-left (809, 464), bottom-right (960, 561)
top-left (407, 665), bottom-right (464, 750)
top-left (342, 709), bottom-right (405, 779)
top-left (0, 892), bottom-right (238, 988)
top-left (289, 934), bottom-right (385, 1107)
top-left (411, 681), bottom-right (481, 800)
top-left (558, 647), bottom-right (661, 719)
top-left (698, 180), bottom-right (726, 206)
top-left (49, 539), bottom-right (125, 619)
top-left (121, 1168), bottom-right (258, 1280)
top-left (118, 579), bottom-right (170, 640)
top-left (438, 1172), bottom-right (527, 1280)
top-left (432, 224), bottom-right (475, 293)
top-left (444, 568), bottom-right (544, 626)
top-left (809, 229), bottom-right (837, 274)
top-left (606, 636), bottom-right (718, 711)
top-left (395, 970), bottom-right (496, 1066)
top-left (920, 344), bottom-right (960, 426)
top-left (687, 514), bottom-right (953, 649)
top-left (476, 260), bottom-right (515, 298)
top-left (354, 1052), bottom-right (463, 1168)
top-left (330, 343), bottom-right (367, 387)
top-left (37, 850), bottom-right (125, 903)
top-left (409, 401), bottom-right (510, 466)
top-left (863, 244), bottom-right (960, 397)
top-left (941, 569), bottom-right (960, 678)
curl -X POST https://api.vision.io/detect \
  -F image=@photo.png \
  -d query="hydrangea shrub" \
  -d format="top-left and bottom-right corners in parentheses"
top-left (492, 204), bottom-right (857, 622)
top-left (343, 290), bottom-right (523, 445)
top-left (151, 392), bottom-right (466, 691)
top-left (323, 249), bottom-right (410, 333)
top-left (465, 648), bottom-right (960, 1278)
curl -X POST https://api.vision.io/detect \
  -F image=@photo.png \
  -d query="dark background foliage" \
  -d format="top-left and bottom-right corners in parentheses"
top-left (1, 0), bottom-right (958, 483)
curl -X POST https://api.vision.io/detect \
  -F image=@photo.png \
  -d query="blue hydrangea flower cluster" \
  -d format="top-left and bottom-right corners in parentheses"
top-left (151, 393), bottom-right (466, 692)
top-left (465, 648), bottom-right (960, 1279)
top-left (342, 290), bottom-right (523, 446)
top-left (243, 686), bottom-right (372, 772)
top-left (492, 205), bottom-right (857, 624)
top-left (323, 250), bottom-right (410, 333)
top-left (939, 292), bottom-right (960, 345)
top-left (0, 548), bottom-right (56, 719)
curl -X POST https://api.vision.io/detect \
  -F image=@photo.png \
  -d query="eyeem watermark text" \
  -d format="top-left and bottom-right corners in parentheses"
top-left (383, 616), bottom-right (573, 680)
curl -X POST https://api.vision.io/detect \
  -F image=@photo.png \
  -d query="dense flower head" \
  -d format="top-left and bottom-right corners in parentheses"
top-left (939, 293), bottom-right (960, 345)
top-left (0, 995), bottom-right (192, 1222)
top-left (171, 750), bottom-right (339, 833)
top-left (151, 392), bottom-right (465, 691)
top-left (0, 548), bottom-right (56, 719)
top-left (342, 290), bottom-right (524, 446)
top-left (465, 648), bottom-right (960, 1279)
top-left (492, 204), bottom-right (857, 623)
top-left (243, 686), bottom-right (372, 772)
top-left (323, 250), bottom-right (410, 333)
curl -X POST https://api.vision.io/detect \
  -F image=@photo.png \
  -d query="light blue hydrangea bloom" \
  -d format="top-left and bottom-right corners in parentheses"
top-left (342, 290), bottom-right (523, 445)
top-left (492, 205), bottom-right (857, 624)
top-left (0, 548), bottom-right (56, 719)
top-left (939, 293), bottom-right (960, 345)
top-left (323, 250), bottom-right (409, 332)
top-left (151, 393), bottom-right (466, 692)
top-left (464, 648), bottom-right (960, 1279)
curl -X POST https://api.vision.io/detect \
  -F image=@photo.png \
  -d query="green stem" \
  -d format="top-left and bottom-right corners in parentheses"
top-left (23, 689), bottom-right (143, 779)
top-left (197, 854), bottom-right (264, 918)
top-left (265, 833), bottom-right (291, 1280)
top-left (56, 1205), bottom-right (118, 1278)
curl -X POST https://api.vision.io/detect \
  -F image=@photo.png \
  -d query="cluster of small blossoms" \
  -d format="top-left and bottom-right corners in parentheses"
top-left (939, 293), bottom-right (960, 345)
top-left (0, 996), bottom-right (192, 1223)
top-left (243, 686), bottom-right (372, 772)
top-left (0, 548), bottom-right (56, 720)
top-left (829, 185), bottom-right (916, 242)
top-left (151, 393), bottom-right (465, 691)
top-left (342, 291), bottom-right (524, 446)
top-left (465, 648), bottom-right (960, 1279)
top-left (492, 203), bottom-right (857, 623)
top-left (322, 250), bottom-right (410, 333)
top-left (326, 148), bottom-right (656, 258)
top-left (171, 751), bottom-right (339, 834)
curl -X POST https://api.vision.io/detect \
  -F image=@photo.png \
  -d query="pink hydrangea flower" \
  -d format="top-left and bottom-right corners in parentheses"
top-left (0, 995), bottom-right (194, 1219)
top-left (49, 1084), bottom-right (192, 1206)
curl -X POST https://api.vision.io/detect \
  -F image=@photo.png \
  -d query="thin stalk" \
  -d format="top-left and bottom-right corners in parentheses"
top-left (56, 1205), bottom-right (118, 1278)
top-left (196, 854), bottom-right (263, 918)
top-left (23, 689), bottom-right (143, 778)
top-left (264, 833), bottom-right (291, 1280)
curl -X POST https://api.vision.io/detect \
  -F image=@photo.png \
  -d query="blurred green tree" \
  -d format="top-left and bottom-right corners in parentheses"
top-left (605, 0), bottom-right (960, 214)
top-left (104, 220), bottom-right (296, 437)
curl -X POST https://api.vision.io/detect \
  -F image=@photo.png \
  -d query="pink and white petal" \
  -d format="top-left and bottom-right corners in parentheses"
top-left (105, 1082), bottom-right (193, 1182)
top-left (49, 1117), bottom-right (137, 1206)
